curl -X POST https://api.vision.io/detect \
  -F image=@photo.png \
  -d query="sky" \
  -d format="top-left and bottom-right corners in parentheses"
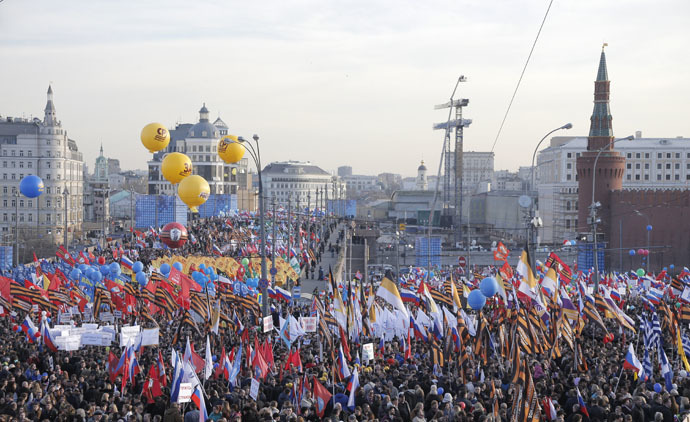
top-left (1, 0), bottom-right (689, 177)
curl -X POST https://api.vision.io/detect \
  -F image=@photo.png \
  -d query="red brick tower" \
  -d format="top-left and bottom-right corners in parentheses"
top-left (576, 46), bottom-right (626, 236)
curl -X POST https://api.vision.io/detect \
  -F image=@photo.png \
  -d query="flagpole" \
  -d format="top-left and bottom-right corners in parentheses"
top-left (612, 366), bottom-right (625, 394)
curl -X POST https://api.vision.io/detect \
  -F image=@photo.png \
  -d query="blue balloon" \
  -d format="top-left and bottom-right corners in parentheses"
top-left (480, 277), bottom-right (499, 297)
top-left (100, 265), bottom-right (110, 276)
top-left (629, 249), bottom-right (636, 256)
top-left (646, 225), bottom-right (653, 232)
top-left (192, 271), bottom-right (203, 282)
top-left (199, 263), bottom-right (206, 271)
top-left (173, 262), bottom-right (183, 272)
top-left (78, 264), bottom-right (88, 273)
top-left (19, 175), bottom-right (45, 198)
top-left (437, 387), bottom-right (444, 396)
top-left (93, 272), bottom-right (103, 283)
top-left (136, 271), bottom-right (147, 286)
top-left (654, 383), bottom-right (662, 393)
top-left (132, 261), bottom-right (144, 274)
top-left (233, 281), bottom-right (241, 294)
top-left (160, 263), bottom-right (171, 276)
top-left (663, 267), bottom-right (668, 272)
top-left (468, 289), bottom-right (486, 310)
top-left (248, 278), bottom-right (258, 288)
top-left (109, 262), bottom-right (121, 276)
top-left (69, 268), bottom-right (82, 280)
top-left (212, 355), bottom-right (218, 362)
top-left (240, 284), bottom-right (248, 297)
top-left (670, 264), bottom-right (675, 270)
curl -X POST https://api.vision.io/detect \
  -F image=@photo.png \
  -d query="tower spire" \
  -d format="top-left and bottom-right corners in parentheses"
top-left (44, 84), bottom-right (57, 126)
top-left (588, 47), bottom-right (613, 149)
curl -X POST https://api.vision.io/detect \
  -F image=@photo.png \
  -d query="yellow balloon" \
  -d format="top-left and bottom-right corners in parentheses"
top-left (178, 175), bottom-right (210, 213)
top-left (141, 123), bottom-right (170, 153)
top-left (218, 135), bottom-right (245, 164)
top-left (161, 152), bottom-right (192, 184)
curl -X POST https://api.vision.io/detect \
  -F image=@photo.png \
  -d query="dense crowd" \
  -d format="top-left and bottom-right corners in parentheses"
top-left (1, 217), bottom-right (689, 422)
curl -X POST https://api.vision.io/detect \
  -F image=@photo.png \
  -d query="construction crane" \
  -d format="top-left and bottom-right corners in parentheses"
top-left (433, 76), bottom-right (472, 245)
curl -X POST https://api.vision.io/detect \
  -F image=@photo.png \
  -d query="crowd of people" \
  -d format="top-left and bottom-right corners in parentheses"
top-left (1, 215), bottom-right (689, 422)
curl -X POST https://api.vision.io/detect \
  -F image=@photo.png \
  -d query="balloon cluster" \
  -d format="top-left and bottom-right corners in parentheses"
top-left (141, 123), bottom-right (210, 213)
top-left (467, 277), bottom-right (499, 311)
top-left (69, 261), bottom-right (122, 282)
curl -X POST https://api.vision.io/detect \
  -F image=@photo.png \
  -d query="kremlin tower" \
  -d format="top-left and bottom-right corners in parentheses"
top-left (576, 46), bottom-right (626, 237)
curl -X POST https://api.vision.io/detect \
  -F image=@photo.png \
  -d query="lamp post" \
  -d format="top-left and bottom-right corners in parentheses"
top-left (634, 210), bottom-right (651, 273)
top-left (228, 135), bottom-right (270, 317)
top-left (63, 188), bottom-right (69, 249)
top-left (528, 123), bottom-right (572, 271)
top-left (14, 191), bottom-right (19, 266)
top-left (590, 135), bottom-right (634, 292)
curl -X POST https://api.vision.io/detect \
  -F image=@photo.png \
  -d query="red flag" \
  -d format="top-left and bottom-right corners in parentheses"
top-left (405, 328), bottom-right (412, 360)
top-left (142, 365), bottom-right (163, 404)
top-left (262, 339), bottom-right (275, 369)
top-left (493, 242), bottom-right (510, 261)
top-left (108, 351), bottom-right (120, 383)
top-left (252, 344), bottom-right (269, 380)
top-left (168, 267), bottom-right (202, 299)
top-left (312, 377), bottom-right (332, 418)
top-left (156, 350), bottom-right (167, 386)
top-left (339, 326), bottom-right (351, 362)
top-left (33, 252), bottom-right (38, 263)
top-left (189, 343), bottom-right (206, 374)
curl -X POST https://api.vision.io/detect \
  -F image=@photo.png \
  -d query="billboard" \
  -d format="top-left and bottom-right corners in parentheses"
top-left (135, 195), bottom-right (187, 228)
top-left (577, 242), bottom-right (605, 271)
top-left (327, 199), bottom-right (356, 218)
top-left (415, 236), bottom-right (441, 267)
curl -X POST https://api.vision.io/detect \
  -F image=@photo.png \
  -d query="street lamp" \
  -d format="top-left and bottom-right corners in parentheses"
top-left (591, 135), bottom-right (634, 291)
top-left (634, 209), bottom-right (651, 273)
top-left (528, 123), bottom-right (573, 270)
top-left (14, 191), bottom-right (19, 266)
top-left (63, 188), bottom-right (69, 248)
top-left (226, 134), bottom-right (270, 317)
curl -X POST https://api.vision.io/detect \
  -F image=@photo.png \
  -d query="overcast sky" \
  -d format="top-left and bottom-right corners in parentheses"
top-left (1, 0), bottom-right (688, 177)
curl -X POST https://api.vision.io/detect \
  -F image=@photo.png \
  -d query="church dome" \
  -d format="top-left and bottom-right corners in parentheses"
top-left (418, 160), bottom-right (427, 171)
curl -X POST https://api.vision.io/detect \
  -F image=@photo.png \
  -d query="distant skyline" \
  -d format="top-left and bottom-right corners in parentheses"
top-left (1, 0), bottom-right (688, 178)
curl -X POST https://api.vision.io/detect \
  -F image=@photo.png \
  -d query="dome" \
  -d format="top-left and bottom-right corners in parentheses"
top-left (188, 121), bottom-right (219, 139)
top-left (418, 160), bottom-right (427, 171)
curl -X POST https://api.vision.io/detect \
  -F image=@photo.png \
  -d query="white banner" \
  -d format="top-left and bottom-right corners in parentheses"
top-left (81, 332), bottom-right (111, 347)
top-left (177, 383), bottom-right (192, 403)
top-left (99, 312), bottom-right (113, 323)
top-left (299, 317), bottom-right (317, 333)
top-left (120, 325), bottom-right (141, 346)
top-left (141, 328), bottom-right (159, 346)
top-left (250, 378), bottom-right (260, 401)
top-left (263, 316), bottom-right (274, 333)
top-left (362, 343), bottom-right (374, 362)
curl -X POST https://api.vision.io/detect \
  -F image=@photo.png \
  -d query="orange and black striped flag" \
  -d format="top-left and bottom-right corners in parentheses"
top-left (172, 309), bottom-right (200, 345)
top-left (190, 291), bottom-right (209, 321)
top-left (430, 288), bottom-right (452, 308)
top-left (575, 342), bottom-right (588, 373)
top-left (139, 304), bottom-right (158, 326)
top-left (93, 288), bottom-right (112, 319)
top-left (12, 296), bottom-right (32, 312)
top-left (511, 341), bottom-right (525, 385)
top-left (10, 282), bottom-right (41, 302)
top-left (123, 282), bottom-right (137, 299)
top-left (140, 287), bottom-right (155, 304)
top-left (431, 338), bottom-right (444, 368)
top-left (154, 284), bottom-right (176, 319)
top-left (48, 289), bottom-right (71, 306)
top-left (33, 295), bottom-right (57, 313)
top-left (680, 304), bottom-right (690, 326)
top-left (583, 300), bottom-right (607, 332)
top-left (516, 309), bottom-right (535, 355)
top-left (521, 361), bottom-right (541, 422)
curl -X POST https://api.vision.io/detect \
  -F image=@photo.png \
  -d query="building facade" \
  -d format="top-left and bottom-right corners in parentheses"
top-left (147, 105), bottom-right (250, 207)
top-left (84, 145), bottom-right (110, 229)
top-left (262, 161), bottom-right (344, 209)
top-left (0, 86), bottom-right (84, 253)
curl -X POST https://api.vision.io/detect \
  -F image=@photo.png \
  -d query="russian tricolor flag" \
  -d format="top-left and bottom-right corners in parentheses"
top-left (623, 344), bottom-right (645, 379)
top-left (400, 288), bottom-right (420, 305)
top-left (121, 256), bottom-right (133, 271)
top-left (337, 345), bottom-right (351, 379)
top-left (212, 244), bottom-right (222, 256)
top-left (191, 385), bottom-right (208, 421)
top-left (410, 316), bottom-right (428, 343)
top-left (40, 321), bottom-right (58, 352)
top-left (20, 316), bottom-right (40, 343)
top-left (576, 387), bottom-right (589, 418)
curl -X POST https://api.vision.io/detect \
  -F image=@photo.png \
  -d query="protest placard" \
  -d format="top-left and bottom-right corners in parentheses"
top-left (120, 325), bottom-right (141, 346)
top-left (250, 378), bottom-right (260, 400)
top-left (141, 328), bottom-right (159, 346)
top-left (299, 317), bottom-right (317, 333)
top-left (362, 343), bottom-right (374, 362)
top-left (177, 383), bottom-right (192, 403)
top-left (263, 316), bottom-right (273, 333)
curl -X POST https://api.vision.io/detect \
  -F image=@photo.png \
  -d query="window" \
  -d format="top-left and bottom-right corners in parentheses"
top-left (19, 200), bottom-right (23, 207)
top-left (567, 163), bottom-right (572, 169)
top-left (667, 153), bottom-right (671, 158)
top-left (1, 187), bottom-right (5, 194)
top-left (11, 174), bottom-right (15, 180)
top-left (635, 174), bottom-right (640, 180)
top-left (47, 199), bottom-right (51, 207)
top-left (46, 174), bottom-right (50, 180)
top-left (657, 163), bottom-right (662, 169)
top-left (645, 153), bottom-right (649, 158)
top-left (675, 163), bottom-right (680, 169)
top-left (644, 174), bottom-right (649, 180)
top-left (636, 153), bottom-right (640, 158)
top-left (657, 174), bottom-right (662, 180)
top-left (666, 163), bottom-right (671, 169)
top-left (676, 153), bottom-right (680, 159)
top-left (27, 162), bottom-right (32, 168)
top-left (626, 163), bottom-right (632, 170)
top-left (566, 220), bottom-right (571, 229)
top-left (658, 153), bottom-right (662, 159)
top-left (19, 150), bottom-right (23, 157)
top-left (1, 214), bottom-right (5, 222)
top-left (19, 162), bottom-right (23, 168)
top-left (627, 174), bottom-right (631, 180)
top-left (28, 200), bottom-right (32, 207)
top-left (626, 153), bottom-right (632, 158)
top-left (27, 151), bottom-right (31, 157)
top-left (645, 163), bottom-right (649, 169)
top-left (666, 174), bottom-right (671, 180)
top-left (10, 200), bottom-right (15, 207)
top-left (566, 201), bottom-right (571, 211)
top-left (28, 214), bottom-right (32, 222)
top-left (2, 200), bottom-right (5, 207)
top-left (635, 163), bottom-right (640, 169)
top-left (675, 174), bottom-right (680, 180)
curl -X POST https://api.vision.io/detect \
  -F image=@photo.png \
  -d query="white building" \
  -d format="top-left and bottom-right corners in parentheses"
top-left (342, 174), bottom-right (380, 195)
top-left (536, 133), bottom-right (690, 244)
top-left (147, 104), bottom-right (248, 197)
top-left (262, 161), bottom-right (345, 208)
top-left (0, 86), bottom-right (84, 248)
